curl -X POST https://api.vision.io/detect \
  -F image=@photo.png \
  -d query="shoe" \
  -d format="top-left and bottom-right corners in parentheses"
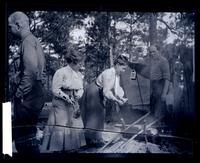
top-left (86, 139), bottom-right (105, 148)
top-left (106, 120), bottom-right (112, 124)
top-left (94, 140), bottom-right (105, 148)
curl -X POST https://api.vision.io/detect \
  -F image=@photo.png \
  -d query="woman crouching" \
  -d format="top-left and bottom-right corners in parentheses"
top-left (80, 54), bottom-right (128, 147)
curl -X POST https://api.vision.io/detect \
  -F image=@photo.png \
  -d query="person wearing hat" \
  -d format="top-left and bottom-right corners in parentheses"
top-left (41, 49), bottom-right (86, 152)
top-left (8, 11), bottom-right (46, 154)
top-left (80, 54), bottom-right (128, 147)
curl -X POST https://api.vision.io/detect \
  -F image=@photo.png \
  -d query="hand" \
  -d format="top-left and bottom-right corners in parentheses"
top-left (14, 93), bottom-right (24, 103)
top-left (161, 93), bottom-right (166, 102)
top-left (68, 99), bottom-right (76, 105)
top-left (121, 97), bottom-right (128, 103)
top-left (73, 103), bottom-right (81, 119)
top-left (63, 95), bottom-right (75, 104)
top-left (117, 99), bottom-right (125, 106)
top-left (73, 109), bottom-right (81, 119)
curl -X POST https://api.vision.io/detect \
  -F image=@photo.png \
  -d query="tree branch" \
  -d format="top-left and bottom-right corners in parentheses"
top-left (132, 13), bottom-right (145, 24)
top-left (157, 18), bottom-right (181, 36)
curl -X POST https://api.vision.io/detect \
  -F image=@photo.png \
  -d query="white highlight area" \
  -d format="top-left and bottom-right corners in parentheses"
top-left (3, 102), bottom-right (12, 157)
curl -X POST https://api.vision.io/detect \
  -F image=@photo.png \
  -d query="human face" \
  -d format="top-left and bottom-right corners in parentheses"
top-left (8, 19), bottom-right (19, 36)
top-left (72, 59), bottom-right (84, 72)
top-left (117, 64), bottom-right (127, 74)
top-left (148, 46), bottom-right (158, 59)
top-left (77, 60), bottom-right (85, 71)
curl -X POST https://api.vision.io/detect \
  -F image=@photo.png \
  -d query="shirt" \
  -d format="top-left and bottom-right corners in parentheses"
top-left (96, 67), bottom-right (124, 100)
top-left (15, 32), bottom-right (46, 98)
top-left (52, 65), bottom-right (84, 100)
top-left (136, 55), bottom-right (170, 81)
top-left (149, 55), bottom-right (170, 81)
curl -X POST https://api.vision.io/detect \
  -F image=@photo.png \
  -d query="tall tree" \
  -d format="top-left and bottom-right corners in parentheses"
top-left (149, 13), bottom-right (157, 46)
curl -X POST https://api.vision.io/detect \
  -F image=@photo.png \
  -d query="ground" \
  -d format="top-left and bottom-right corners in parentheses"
top-left (12, 102), bottom-right (193, 154)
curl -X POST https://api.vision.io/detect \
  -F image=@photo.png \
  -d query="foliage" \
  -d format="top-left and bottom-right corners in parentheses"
top-left (7, 11), bottom-right (195, 98)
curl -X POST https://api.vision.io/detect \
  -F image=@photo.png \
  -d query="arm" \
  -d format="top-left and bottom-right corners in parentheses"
top-left (115, 75), bottom-right (128, 103)
top-left (128, 60), bottom-right (150, 79)
top-left (102, 72), bottom-right (118, 102)
top-left (102, 71), bottom-right (124, 105)
top-left (161, 79), bottom-right (170, 101)
top-left (52, 70), bottom-right (74, 104)
top-left (15, 40), bottom-right (38, 99)
top-left (74, 88), bottom-right (84, 100)
top-left (161, 59), bottom-right (170, 101)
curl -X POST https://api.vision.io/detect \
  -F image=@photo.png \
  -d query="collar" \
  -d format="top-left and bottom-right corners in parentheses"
top-left (21, 31), bottom-right (32, 42)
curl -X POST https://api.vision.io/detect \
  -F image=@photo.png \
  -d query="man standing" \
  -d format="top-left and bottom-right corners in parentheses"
top-left (129, 45), bottom-right (170, 119)
top-left (148, 46), bottom-right (170, 118)
top-left (8, 11), bottom-right (46, 154)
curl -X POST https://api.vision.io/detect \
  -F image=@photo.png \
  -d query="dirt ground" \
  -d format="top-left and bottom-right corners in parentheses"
top-left (12, 102), bottom-right (193, 154)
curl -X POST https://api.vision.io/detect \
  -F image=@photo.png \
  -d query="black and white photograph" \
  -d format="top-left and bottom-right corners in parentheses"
top-left (1, 0), bottom-right (199, 161)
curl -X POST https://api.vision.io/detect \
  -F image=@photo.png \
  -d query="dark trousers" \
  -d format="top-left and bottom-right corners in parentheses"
top-left (150, 79), bottom-right (167, 118)
top-left (80, 82), bottom-right (105, 144)
top-left (105, 100), bottom-right (115, 123)
top-left (13, 82), bottom-right (45, 154)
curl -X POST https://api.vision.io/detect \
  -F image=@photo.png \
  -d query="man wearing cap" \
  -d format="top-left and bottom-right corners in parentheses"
top-left (8, 11), bottom-right (46, 153)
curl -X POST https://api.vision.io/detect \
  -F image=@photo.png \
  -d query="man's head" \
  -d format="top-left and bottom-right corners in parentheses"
top-left (148, 45), bottom-right (159, 58)
top-left (8, 11), bottom-right (30, 36)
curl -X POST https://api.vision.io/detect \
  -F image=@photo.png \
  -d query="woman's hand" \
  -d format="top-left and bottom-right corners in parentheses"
top-left (73, 109), bottom-right (81, 119)
top-left (121, 97), bottom-right (128, 103)
top-left (68, 97), bottom-right (76, 105)
top-left (115, 96), bottom-right (128, 106)
top-left (74, 89), bottom-right (84, 99)
top-left (161, 93), bottom-right (167, 102)
top-left (73, 102), bottom-right (81, 119)
top-left (117, 99), bottom-right (125, 106)
top-left (62, 94), bottom-right (75, 104)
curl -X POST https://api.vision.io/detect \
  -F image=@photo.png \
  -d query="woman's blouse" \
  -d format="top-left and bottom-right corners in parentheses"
top-left (52, 65), bottom-right (84, 100)
top-left (96, 67), bottom-right (124, 101)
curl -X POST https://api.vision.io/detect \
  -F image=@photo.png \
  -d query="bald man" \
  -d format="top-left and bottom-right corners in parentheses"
top-left (129, 45), bottom-right (170, 119)
top-left (147, 46), bottom-right (170, 118)
top-left (8, 11), bottom-right (46, 154)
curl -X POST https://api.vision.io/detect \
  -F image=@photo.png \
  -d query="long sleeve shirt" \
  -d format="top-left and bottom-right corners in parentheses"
top-left (15, 32), bottom-right (45, 99)
top-left (96, 67), bottom-right (124, 101)
top-left (52, 65), bottom-right (84, 101)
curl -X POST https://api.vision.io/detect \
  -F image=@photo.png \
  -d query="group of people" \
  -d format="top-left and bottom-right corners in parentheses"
top-left (8, 11), bottom-right (170, 154)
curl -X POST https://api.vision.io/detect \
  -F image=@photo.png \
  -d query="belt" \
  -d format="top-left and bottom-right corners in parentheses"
top-left (95, 81), bottom-right (102, 89)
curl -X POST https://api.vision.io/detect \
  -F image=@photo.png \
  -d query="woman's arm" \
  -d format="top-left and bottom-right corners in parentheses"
top-left (114, 76), bottom-right (128, 104)
top-left (52, 69), bottom-right (73, 104)
top-left (74, 88), bottom-right (84, 100)
top-left (102, 71), bottom-right (124, 105)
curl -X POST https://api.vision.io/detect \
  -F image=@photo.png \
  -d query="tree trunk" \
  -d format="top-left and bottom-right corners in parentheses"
top-left (107, 12), bottom-right (114, 67)
top-left (109, 45), bottom-right (114, 67)
top-left (129, 14), bottom-right (133, 60)
top-left (149, 13), bottom-right (157, 46)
